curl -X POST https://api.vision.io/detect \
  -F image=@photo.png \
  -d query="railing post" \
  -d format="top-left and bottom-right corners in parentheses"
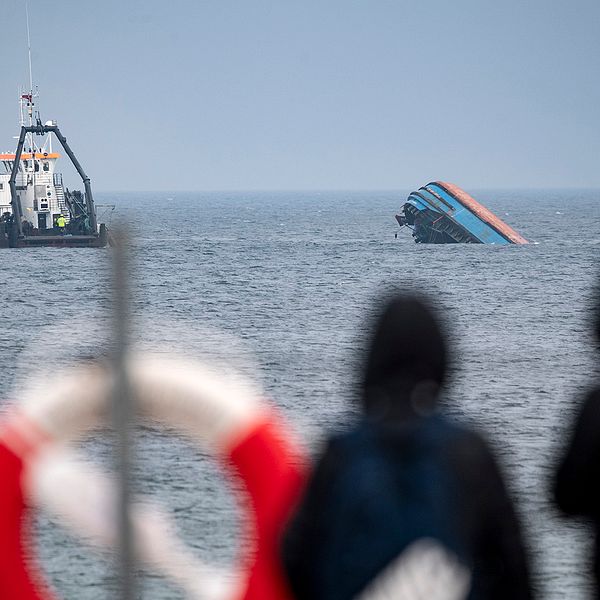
top-left (111, 227), bottom-right (136, 599)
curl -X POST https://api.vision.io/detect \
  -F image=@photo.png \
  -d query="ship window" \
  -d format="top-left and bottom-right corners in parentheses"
top-left (23, 160), bottom-right (29, 169)
top-left (43, 162), bottom-right (49, 172)
top-left (34, 162), bottom-right (39, 172)
top-left (0, 183), bottom-right (3, 190)
top-left (47, 191), bottom-right (51, 197)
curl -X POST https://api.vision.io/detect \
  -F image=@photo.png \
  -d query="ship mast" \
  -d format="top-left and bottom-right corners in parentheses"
top-left (20, 0), bottom-right (42, 154)
top-left (25, 0), bottom-right (33, 98)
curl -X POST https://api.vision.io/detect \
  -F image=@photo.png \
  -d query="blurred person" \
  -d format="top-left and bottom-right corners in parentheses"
top-left (554, 289), bottom-right (600, 597)
top-left (55, 214), bottom-right (66, 235)
top-left (282, 292), bottom-right (532, 600)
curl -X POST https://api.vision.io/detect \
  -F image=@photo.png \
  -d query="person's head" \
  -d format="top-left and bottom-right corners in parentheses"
top-left (361, 292), bottom-right (448, 421)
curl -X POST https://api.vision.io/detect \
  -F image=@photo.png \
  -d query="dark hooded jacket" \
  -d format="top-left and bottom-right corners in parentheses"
top-left (282, 294), bottom-right (532, 600)
top-left (554, 299), bottom-right (600, 596)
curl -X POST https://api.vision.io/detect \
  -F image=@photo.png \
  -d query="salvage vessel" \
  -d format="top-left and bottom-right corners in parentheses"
top-left (0, 93), bottom-right (109, 248)
top-left (0, 7), bottom-right (109, 249)
top-left (396, 182), bottom-right (528, 245)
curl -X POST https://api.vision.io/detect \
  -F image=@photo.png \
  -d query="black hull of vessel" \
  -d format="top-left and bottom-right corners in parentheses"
top-left (0, 222), bottom-right (108, 248)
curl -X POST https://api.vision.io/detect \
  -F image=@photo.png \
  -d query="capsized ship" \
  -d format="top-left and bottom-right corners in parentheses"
top-left (396, 181), bottom-right (528, 244)
top-left (0, 92), bottom-right (109, 248)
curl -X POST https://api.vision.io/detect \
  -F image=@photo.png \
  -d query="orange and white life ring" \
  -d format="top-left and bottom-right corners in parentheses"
top-left (0, 354), bottom-right (306, 600)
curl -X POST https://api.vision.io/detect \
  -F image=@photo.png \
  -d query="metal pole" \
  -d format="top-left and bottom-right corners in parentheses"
top-left (50, 126), bottom-right (98, 232)
top-left (9, 126), bottom-right (27, 235)
top-left (111, 227), bottom-right (136, 600)
top-left (24, 0), bottom-right (33, 106)
top-left (24, 0), bottom-right (37, 153)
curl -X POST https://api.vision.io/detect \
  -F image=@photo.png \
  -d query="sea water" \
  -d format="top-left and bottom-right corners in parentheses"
top-left (1, 189), bottom-right (599, 598)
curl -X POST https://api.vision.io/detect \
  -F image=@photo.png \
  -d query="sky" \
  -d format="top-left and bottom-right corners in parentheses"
top-left (1, 0), bottom-right (599, 191)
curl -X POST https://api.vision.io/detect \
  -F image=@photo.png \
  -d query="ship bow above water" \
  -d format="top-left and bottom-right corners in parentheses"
top-left (396, 181), bottom-right (528, 245)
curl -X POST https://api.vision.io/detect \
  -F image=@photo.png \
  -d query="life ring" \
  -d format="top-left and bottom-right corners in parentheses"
top-left (0, 354), bottom-right (306, 599)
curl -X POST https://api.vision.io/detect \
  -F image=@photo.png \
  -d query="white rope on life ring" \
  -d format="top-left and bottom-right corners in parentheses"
top-left (0, 353), bottom-right (306, 600)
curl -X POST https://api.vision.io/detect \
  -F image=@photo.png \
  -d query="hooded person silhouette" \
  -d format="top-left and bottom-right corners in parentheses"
top-left (282, 292), bottom-right (532, 600)
top-left (554, 287), bottom-right (600, 597)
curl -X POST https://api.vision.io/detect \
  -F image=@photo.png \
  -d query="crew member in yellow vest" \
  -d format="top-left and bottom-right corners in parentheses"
top-left (56, 215), bottom-right (66, 235)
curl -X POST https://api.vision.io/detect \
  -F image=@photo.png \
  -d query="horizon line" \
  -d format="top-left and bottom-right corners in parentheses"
top-left (91, 186), bottom-right (600, 194)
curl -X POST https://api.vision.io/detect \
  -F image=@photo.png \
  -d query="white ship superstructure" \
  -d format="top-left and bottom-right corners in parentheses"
top-left (0, 95), bottom-right (68, 231)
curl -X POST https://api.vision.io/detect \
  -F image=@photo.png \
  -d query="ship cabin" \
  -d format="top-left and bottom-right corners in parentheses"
top-left (0, 150), bottom-right (68, 232)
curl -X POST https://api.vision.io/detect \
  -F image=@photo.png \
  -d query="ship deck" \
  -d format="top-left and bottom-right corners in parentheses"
top-left (14, 234), bottom-right (107, 248)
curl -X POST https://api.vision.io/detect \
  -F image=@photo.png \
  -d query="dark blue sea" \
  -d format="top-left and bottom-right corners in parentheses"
top-left (1, 189), bottom-right (599, 598)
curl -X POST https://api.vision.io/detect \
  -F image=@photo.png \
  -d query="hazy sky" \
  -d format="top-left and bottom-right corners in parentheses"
top-left (1, 0), bottom-right (599, 191)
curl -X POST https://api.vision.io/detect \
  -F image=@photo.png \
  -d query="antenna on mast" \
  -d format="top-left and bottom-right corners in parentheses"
top-left (20, 0), bottom-right (40, 152)
top-left (25, 0), bottom-right (33, 97)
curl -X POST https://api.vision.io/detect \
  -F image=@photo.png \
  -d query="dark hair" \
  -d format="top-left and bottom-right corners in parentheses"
top-left (362, 292), bottom-right (448, 416)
